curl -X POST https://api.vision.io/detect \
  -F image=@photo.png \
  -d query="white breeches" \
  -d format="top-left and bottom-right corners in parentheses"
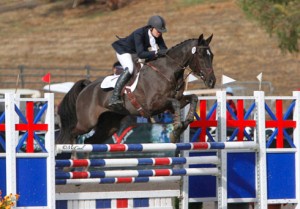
top-left (116, 53), bottom-right (134, 74)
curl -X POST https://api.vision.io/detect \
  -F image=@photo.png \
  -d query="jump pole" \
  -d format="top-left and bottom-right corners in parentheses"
top-left (55, 141), bottom-right (257, 154)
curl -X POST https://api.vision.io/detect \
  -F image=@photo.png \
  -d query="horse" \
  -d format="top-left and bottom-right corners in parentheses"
top-left (57, 34), bottom-right (216, 146)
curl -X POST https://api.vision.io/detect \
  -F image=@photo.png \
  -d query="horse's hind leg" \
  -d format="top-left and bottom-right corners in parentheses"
top-left (67, 124), bottom-right (94, 171)
top-left (69, 123), bottom-right (92, 161)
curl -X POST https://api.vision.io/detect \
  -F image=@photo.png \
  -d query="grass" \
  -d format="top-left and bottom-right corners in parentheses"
top-left (181, 0), bottom-right (226, 6)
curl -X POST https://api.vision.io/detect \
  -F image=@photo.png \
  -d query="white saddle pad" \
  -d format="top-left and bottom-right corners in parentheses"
top-left (100, 73), bottom-right (140, 93)
top-left (101, 75), bottom-right (119, 89)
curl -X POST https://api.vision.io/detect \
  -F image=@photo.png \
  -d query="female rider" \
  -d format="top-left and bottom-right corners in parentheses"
top-left (109, 15), bottom-right (168, 109)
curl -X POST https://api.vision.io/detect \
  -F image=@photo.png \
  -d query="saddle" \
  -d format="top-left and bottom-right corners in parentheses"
top-left (100, 60), bottom-right (142, 90)
top-left (100, 60), bottom-right (150, 117)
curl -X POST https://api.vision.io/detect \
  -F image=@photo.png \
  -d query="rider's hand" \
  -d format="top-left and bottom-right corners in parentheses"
top-left (156, 49), bottom-right (167, 57)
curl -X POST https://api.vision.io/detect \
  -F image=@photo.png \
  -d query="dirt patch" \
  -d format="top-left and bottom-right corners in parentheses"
top-left (0, 0), bottom-right (299, 96)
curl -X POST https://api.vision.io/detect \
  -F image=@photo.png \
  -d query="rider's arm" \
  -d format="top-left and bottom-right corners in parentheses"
top-left (134, 29), bottom-right (156, 60)
top-left (156, 35), bottom-right (168, 50)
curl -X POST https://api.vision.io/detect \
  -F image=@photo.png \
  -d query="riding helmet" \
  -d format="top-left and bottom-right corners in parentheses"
top-left (148, 15), bottom-right (167, 33)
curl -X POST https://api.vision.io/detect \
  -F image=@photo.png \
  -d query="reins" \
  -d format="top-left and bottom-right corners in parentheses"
top-left (146, 62), bottom-right (172, 82)
top-left (146, 45), bottom-right (211, 91)
top-left (146, 50), bottom-right (196, 91)
top-left (164, 52), bottom-right (194, 91)
top-left (165, 54), bottom-right (186, 70)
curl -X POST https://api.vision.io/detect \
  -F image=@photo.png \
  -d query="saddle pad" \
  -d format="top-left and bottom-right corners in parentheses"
top-left (100, 73), bottom-right (140, 93)
top-left (100, 75), bottom-right (119, 89)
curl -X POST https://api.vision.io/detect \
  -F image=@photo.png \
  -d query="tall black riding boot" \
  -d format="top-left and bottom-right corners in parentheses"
top-left (108, 69), bottom-right (131, 109)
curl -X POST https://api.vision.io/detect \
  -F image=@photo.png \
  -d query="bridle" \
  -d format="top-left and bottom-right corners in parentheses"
top-left (187, 45), bottom-right (214, 80)
top-left (146, 45), bottom-right (213, 90)
top-left (165, 45), bottom-right (213, 89)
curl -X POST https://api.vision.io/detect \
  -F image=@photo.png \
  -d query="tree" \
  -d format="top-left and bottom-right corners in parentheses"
top-left (238, 0), bottom-right (300, 53)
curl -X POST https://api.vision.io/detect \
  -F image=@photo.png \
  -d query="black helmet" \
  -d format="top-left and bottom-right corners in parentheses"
top-left (148, 15), bottom-right (167, 33)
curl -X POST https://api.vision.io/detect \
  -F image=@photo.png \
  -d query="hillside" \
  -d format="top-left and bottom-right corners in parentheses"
top-left (0, 0), bottom-right (299, 96)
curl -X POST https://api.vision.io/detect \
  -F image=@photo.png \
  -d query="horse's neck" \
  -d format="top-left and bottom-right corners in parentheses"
top-left (141, 40), bottom-right (196, 86)
top-left (167, 39), bottom-right (196, 67)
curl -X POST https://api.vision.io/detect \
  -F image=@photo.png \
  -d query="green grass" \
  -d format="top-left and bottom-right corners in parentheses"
top-left (181, 0), bottom-right (226, 6)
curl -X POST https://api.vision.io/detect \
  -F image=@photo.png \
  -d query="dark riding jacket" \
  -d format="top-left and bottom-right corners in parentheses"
top-left (112, 26), bottom-right (168, 60)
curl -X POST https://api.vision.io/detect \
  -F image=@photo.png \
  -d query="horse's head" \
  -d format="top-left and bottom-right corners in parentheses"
top-left (188, 34), bottom-right (216, 88)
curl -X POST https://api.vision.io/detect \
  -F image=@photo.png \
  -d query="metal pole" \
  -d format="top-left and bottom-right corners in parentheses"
top-left (254, 91), bottom-right (268, 209)
top-left (18, 65), bottom-right (25, 88)
top-left (85, 65), bottom-right (91, 80)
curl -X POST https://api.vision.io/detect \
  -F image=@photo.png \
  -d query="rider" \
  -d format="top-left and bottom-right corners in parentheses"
top-left (108, 15), bottom-right (168, 109)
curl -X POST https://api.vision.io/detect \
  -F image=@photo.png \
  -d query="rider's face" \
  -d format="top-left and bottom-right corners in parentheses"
top-left (151, 28), bottom-right (162, 38)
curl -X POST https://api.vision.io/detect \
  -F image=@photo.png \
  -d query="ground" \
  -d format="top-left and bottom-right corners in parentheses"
top-left (0, 0), bottom-right (299, 96)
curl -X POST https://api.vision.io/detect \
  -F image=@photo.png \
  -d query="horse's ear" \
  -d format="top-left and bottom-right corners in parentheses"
top-left (198, 34), bottom-right (204, 45)
top-left (206, 34), bottom-right (213, 45)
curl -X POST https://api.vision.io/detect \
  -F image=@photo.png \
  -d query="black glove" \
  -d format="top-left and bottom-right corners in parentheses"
top-left (157, 49), bottom-right (167, 57)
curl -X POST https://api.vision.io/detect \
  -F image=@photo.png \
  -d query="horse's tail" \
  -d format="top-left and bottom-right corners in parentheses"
top-left (56, 79), bottom-right (92, 144)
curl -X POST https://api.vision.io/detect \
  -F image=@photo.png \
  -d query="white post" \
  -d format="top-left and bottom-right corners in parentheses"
top-left (293, 91), bottom-right (300, 209)
top-left (180, 105), bottom-right (190, 209)
top-left (5, 93), bottom-right (17, 196)
top-left (216, 90), bottom-right (227, 209)
top-left (44, 93), bottom-right (56, 209)
top-left (254, 91), bottom-right (268, 209)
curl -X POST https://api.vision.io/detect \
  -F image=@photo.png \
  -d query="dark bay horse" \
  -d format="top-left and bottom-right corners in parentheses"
top-left (57, 34), bottom-right (216, 145)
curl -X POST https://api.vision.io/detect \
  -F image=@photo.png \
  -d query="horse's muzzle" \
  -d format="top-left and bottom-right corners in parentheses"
top-left (206, 75), bottom-right (216, 88)
top-left (204, 68), bottom-right (216, 88)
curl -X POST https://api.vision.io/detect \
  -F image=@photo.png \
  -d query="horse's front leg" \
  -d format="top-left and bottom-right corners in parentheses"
top-left (180, 94), bottom-right (198, 130)
top-left (168, 98), bottom-right (183, 143)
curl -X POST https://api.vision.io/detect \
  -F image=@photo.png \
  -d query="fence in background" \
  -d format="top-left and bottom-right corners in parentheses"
top-left (0, 66), bottom-right (274, 106)
top-left (0, 65), bottom-right (111, 103)
top-left (0, 65), bottom-right (111, 89)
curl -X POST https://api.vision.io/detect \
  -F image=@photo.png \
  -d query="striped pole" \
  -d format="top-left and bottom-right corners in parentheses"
top-left (56, 176), bottom-right (181, 185)
top-left (55, 156), bottom-right (219, 168)
top-left (56, 168), bottom-right (219, 179)
top-left (56, 142), bottom-right (257, 154)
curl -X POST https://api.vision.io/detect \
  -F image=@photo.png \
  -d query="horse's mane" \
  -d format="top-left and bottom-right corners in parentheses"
top-left (57, 79), bottom-right (91, 143)
top-left (168, 38), bottom-right (196, 51)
